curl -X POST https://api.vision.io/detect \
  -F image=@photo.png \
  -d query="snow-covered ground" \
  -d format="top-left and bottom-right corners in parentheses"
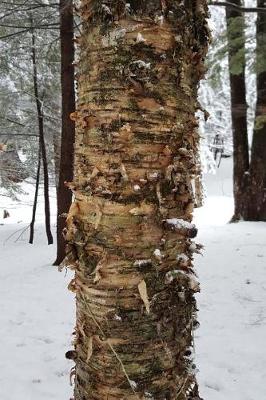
top-left (195, 160), bottom-right (266, 400)
top-left (0, 158), bottom-right (265, 400)
top-left (0, 183), bottom-right (75, 400)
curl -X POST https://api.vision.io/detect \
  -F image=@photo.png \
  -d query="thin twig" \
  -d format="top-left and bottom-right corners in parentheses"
top-left (3, 224), bottom-right (30, 245)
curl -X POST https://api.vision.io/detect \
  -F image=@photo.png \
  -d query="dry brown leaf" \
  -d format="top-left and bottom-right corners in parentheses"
top-left (69, 111), bottom-right (79, 121)
top-left (0, 143), bottom-right (7, 152)
top-left (163, 145), bottom-right (172, 156)
top-left (86, 336), bottom-right (93, 362)
top-left (120, 163), bottom-right (129, 182)
top-left (66, 202), bottom-right (80, 226)
top-left (138, 280), bottom-right (150, 314)
top-left (137, 97), bottom-right (161, 111)
top-left (129, 202), bottom-right (154, 216)
top-left (84, 115), bottom-right (98, 129)
top-left (93, 254), bottom-right (107, 283)
top-left (76, 321), bottom-right (86, 338)
top-left (67, 278), bottom-right (77, 293)
top-left (118, 123), bottom-right (134, 143)
top-left (93, 262), bottom-right (103, 283)
top-left (94, 208), bottom-right (103, 230)
top-left (92, 200), bottom-right (103, 230)
top-left (89, 166), bottom-right (99, 181)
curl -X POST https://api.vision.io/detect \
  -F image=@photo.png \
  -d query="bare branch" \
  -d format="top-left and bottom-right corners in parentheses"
top-left (209, 1), bottom-right (266, 13)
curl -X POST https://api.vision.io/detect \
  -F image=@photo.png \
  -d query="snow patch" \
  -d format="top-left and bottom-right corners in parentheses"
top-left (133, 259), bottom-right (152, 268)
top-left (133, 184), bottom-right (141, 191)
top-left (131, 60), bottom-right (151, 69)
top-left (166, 218), bottom-right (195, 230)
top-left (153, 249), bottom-right (163, 260)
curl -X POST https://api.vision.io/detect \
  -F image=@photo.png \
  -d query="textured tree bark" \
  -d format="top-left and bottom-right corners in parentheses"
top-left (243, 0), bottom-right (266, 221)
top-left (54, 0), bottom-right (76, 265)
top-left (225, 0), bottom-right (249, 221)
top-left (66, 1), bottom-right (209, 399)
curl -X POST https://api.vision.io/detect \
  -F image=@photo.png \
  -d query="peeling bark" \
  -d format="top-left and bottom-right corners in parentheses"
top-left (67, 1), bottom-right (209, 399)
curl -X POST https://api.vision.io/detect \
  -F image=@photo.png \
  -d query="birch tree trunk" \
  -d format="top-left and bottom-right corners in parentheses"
top-left (66, 1), bottom-right (209, 399)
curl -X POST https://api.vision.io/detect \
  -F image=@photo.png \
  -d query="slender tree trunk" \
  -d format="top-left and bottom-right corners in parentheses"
top-left (30, 24), bottom-right (53, 244)
top-left (29, 145), bottom-right (41, 244)
top-left (225, 0), bottom-right (249, 221)
top-left (243, 0), bottom-right (266, 220)
top-left (66, 2), bottom-right (209, 399)
top-left (54, 0), bottom-right (75, 265)
top-left (53, 129), bottom-right (61, 194)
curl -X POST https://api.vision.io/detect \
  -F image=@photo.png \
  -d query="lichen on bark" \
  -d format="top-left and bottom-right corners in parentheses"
top-left (66, 1), bottom-right (210, 399)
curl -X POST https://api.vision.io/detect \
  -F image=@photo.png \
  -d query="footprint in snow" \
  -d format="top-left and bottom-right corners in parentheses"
top-left (37, 337), bottom-right (53, 344)
top-left (205, 382), bottom-right (220, 392)
top-left (55, 370), bottom-right (68, 377)
top-left (32, 379), bottom-right (41, 384)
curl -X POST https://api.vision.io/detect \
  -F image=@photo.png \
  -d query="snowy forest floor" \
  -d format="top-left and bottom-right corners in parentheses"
top-left (0, 158), bottom-right (265, 400)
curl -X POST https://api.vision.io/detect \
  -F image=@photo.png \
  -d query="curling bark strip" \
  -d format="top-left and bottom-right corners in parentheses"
top-left (66, 1), bottom-right (210, 399)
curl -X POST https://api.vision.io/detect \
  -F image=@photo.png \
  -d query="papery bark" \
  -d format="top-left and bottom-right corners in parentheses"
top-left (67, 1), bottom-right (209, 399)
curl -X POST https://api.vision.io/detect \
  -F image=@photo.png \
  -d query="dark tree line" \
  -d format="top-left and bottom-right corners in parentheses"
top-left (0, 0), bottom-right (75, 257)
top-left (225, 0), bottom-right (266, 221)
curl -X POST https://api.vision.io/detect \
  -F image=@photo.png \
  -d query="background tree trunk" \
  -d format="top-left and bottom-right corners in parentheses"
top-left (66, 2), bottom-right (209, 399)
top-left (53, 130), bottom-right (61, 194)
top-left (54, 0), bottom-right (75, 265)
top-left (30, 23), bottom-right (53, 245)
top-left (29, 145), bottom-right (41, 244)
top-left (225, 0), bottom-right (249, 221)
top-left (243, 0), bottom-right (266, 220)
